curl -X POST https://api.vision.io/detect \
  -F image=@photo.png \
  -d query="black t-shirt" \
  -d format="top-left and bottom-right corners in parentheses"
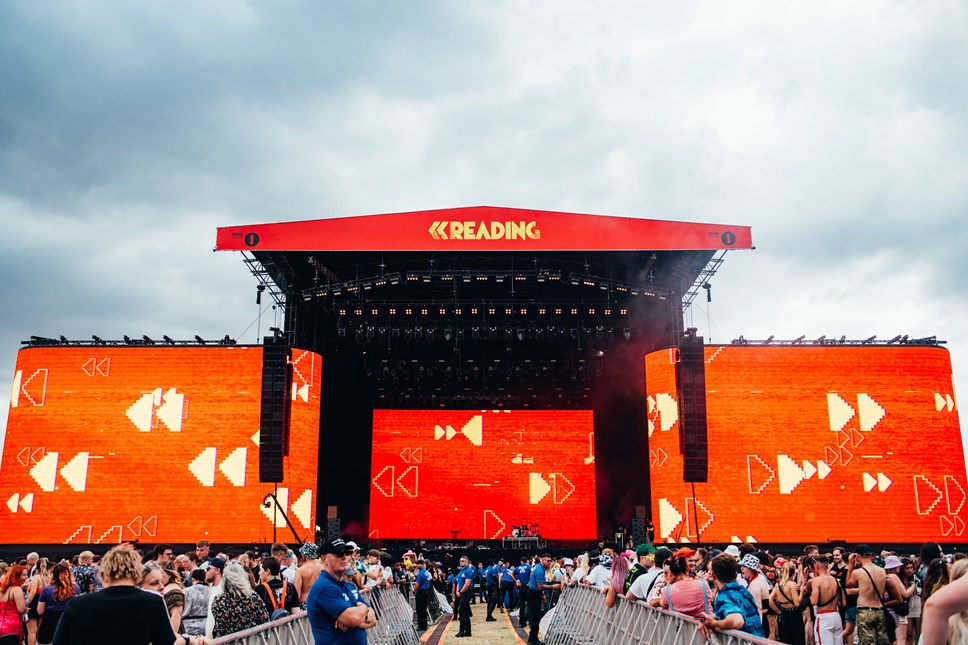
top-left (255, 577), bottom-right (298, 615)
top-left (830, 564), bottom-right (856, 608)
top-left (52, 585), bottom-right (175, 645)
top-left (625, 563), bottom-right (648, 593)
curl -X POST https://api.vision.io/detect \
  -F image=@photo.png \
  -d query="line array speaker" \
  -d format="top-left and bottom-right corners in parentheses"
top-left (676, 333), bottom-right (708, 482)
top-left (259, 337), bottom-right (292, 483)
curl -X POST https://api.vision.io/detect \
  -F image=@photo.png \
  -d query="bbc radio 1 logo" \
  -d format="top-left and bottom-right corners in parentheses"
top-left (428, 220), bottom-right (541, 241)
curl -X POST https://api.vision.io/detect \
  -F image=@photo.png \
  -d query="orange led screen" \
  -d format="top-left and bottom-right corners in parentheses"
top-left (369, 410), bottom-right (596, 540)
top-left (0, 346), bottom-right (321, 545)
top-left (647, 346), bottom-right (965, 543)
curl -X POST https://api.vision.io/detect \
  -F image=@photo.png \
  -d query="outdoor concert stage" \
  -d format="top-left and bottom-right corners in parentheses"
top-left (1, 206), bottom-right (964, 552)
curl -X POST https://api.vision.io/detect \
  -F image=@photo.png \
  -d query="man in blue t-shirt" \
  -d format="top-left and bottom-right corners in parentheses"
top-left (413, 559), bottom-right (432, 631)
top-left (499, 559), bottom-right (516, 612)
top-left (527, 554), bottom-right (556, 645)
top-left (515, 557), bottom-right (532, 628)
top-left (455, 555), bottom-right (475, 637)
top-left (485, 561), bottom-right (500, 620)
top-left (699, 553), bottom-right (764, 639)
top-left (306, 537), bottom-right (378, 645)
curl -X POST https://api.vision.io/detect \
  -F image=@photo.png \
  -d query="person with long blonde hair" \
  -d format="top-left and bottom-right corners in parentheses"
top-left (25, 557), bottom-right (50, 645)
top-left (770, 560), bottom-right (805, 645)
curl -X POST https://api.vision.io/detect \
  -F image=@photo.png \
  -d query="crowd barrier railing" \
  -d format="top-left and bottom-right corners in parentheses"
top-left (210, 586), bottom-right (421, 645)
top-left (544, 584), bottom-right (780, 645)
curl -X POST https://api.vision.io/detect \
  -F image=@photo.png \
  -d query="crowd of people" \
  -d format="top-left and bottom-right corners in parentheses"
top-left (3, 539), bottom-right (968, 645)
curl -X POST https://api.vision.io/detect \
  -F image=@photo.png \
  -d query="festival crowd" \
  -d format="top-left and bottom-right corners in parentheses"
top-left (3, 538), bottom-right (968, 645)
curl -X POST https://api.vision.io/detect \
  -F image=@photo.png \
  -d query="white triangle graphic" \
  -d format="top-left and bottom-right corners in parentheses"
top-left (529, 473), bottom-right (551, 504)
top-left (30, 452), bottom-right (59, 492)
top-left (218, 447), bottom-right (247, 486)
top-left (6, 493), bottom-right (19, 513)
top-left (777, 454), bottom-right (806, 494)
top-left (19, 493), bottom-right (33, 513)
top-left (858, 394), bottom-right (886, 432)
top-left (746, 536), bottom-right (757, 543)
top-left (827, 393), bottom-right (856, 433)
top-left (877, 473), bottom-right (892, 492)
top-left (863, 472), bottom-right (877, 492)
top-left (461, 416), bottom-right (483, 446)
top-left (656, 393), bottom-right (679, 431)
top-left (125, 393), bottom-right (155, 432)
top-left (188, 448), bottom-right (217, 487)
top-left (446, 426), bottom-right (457, 440)
top-left (817, 460), bottom-right (832, 479)
top-left (156, 389), bottom-right (185, 432)
top-left (60, 452), bottom-right (90, 492)
top-left (292, 489), bottom-right (312, 528)
top-left (803, 461), bottom-right (817, 479)
top-left (947, 394), bottom-right (955, 412)
top-left (659, 498), bottom-right (684, 539)
top-left (936, 393), bottom-right (947, 411)
top-left (434, 425), bottom-right (445, 440)
top-left (296, 383), bottom-right (309, 402)
top-left (251, 430), bottom-right (260, 446)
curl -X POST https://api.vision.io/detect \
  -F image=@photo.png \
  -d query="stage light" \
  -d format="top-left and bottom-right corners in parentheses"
top-left (439, 307), bottom-right (447, 315)
top-left (623, 328), bottom-right (631, 341)
top-left (219, 335), bottom-right (236, 345)
top-left (495, 275), bottom-right (506, 283)
top-left (362, 282), bottom-right (373, 291)
top-left (888, 335), bottom-right (903, 344)
top-left (256, 284), bottom-right (266, 305)
top-left (142, 335), bottom-right (155, 345)
top-left (421, 275), bottom-right (432, 283)
top-left (59, 335), bottom-right (69, 345)
top-left (269, 327), bottom-right (284, 338)
top-left (194, 335), bottom-right (206, 344)
top-left (570, 308), bottom-right (578, 315)
top-left (366, 328), bottom-right (375, 343)
top-left (764, 335), bottom-right (774, 344)
top-left (793, 335), bottom-right (806, 344)
top-left (516, 329), bottom-right (525, 341)
top-left (337, 327), bottom-right (346, 338)
top-left (123, 335), bottom-right (133, 344)
top-left (863, 335), bottom-right (876, 344)
top-left (414, 327), bottom-right (423, 340)
top-left (444, 328), bottom-right (453, 341)
top-left (555, 308), bottom-right (562, 315)
top-left (813, 335), bottom-right (826, 345)
top-left (620, 308), bottom-right (628, 315)
top-left (702, 283), bottom-right (712, 302)
top-left (91, 335), bottom-right (103, 344)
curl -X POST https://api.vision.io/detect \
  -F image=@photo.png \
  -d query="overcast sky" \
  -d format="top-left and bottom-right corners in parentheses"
top-left (2, 1), bottom-right (966, 456)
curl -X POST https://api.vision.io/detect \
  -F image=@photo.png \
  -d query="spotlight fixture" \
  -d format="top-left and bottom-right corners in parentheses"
top-left (123, 335), bottom-right (133, 344)
top-left (91, 335), bottom-right (103, 344)
top-left (256, 284), bottom-right (266, 305)
top-left (194, 335), bottom-right (206, 345)
top-left (59, 335), bottom-right (69, 345)
top-left (142, 335), bottom-right (155, 345)
top-left (163, 335), bottom-right (175, 345)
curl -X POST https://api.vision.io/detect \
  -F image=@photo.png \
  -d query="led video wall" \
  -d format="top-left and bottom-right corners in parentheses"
top-left (647, 345), bottom-right (965, 543)
top-left (368, 410), bottom-right (596, 540)
top-left (1, 346), bottom-right (321, 544)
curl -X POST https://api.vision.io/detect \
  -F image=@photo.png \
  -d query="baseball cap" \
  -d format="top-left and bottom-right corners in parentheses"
top-left (322, 537), bottom-right (354, 556)
top-left (345, 541), bottom-right (360, 551)
top-left (207, 557), bottom-right (226, 572)
top-left (563, 558), bottom-right (574, 567)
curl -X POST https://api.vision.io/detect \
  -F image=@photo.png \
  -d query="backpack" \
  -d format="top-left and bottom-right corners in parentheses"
top-left (262, 580), bottom-right (290, 620)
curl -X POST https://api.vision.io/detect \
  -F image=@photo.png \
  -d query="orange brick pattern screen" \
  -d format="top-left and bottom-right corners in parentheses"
top-left (0, 346), bottom-right (320, 545)
top-left (368, 410), bottom-right (597, 540)
top-left (646, 346), bottom-right (965, 543)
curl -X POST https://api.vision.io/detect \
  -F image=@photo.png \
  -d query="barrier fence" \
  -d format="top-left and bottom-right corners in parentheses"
top-left (544, 584), bottom-right (780, 645)
top-left (211, 586), bottom-right (420, 645)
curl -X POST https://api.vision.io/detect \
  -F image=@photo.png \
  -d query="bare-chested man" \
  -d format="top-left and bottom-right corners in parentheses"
top-left (294, 542), bottom-right (323, 609)
top-left (848, 545), bottom-right (890, 645)
top-left (810, 555), bottom-right (843, 645)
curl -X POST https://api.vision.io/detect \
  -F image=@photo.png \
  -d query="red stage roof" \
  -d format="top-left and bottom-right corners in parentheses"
top-left (215, 206), bottom-right (753, 252)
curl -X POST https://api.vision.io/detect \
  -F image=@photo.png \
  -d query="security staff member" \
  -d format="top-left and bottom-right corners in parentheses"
top-left (528, 554), bottom-right (557, 645)
top-left (485, 560), bottom-right (500, 620)
top-left (413, 560), bottom-right (431, 631)
top-left (455, 555), bottom-right (475, 638)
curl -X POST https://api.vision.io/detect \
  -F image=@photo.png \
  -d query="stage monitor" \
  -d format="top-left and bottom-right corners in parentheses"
top-left (0, 346), bottom-right (321, 545)
top-left (646, 345), bottom-right (965, 544)
top-left (368, 410), bottom-right (596, 540)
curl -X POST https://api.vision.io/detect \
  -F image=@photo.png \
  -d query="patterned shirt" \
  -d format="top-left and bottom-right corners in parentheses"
top-left (211, 592), bottom-right (269, 638)
top-left (73, 565), bottom-right (99, 594)
top-left (713, 582), bottom-right (764, 637)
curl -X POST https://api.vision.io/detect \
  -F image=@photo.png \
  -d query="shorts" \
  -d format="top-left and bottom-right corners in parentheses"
top-left (856, 608), bottom-right (890, 645)
top-left (845, 606), bottom-right (857, 624)
top-left (907, 593), bottom-right (921, 619)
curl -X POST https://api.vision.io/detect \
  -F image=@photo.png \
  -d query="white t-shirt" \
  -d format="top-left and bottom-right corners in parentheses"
top-left (585, 564), bottom-right (611, 589)
top-left (571, 567), bottom-right (586, 584)
top-left (628, 568), bottom-right (664, 601)
top-left (365, 564), bottom-right (382, 588)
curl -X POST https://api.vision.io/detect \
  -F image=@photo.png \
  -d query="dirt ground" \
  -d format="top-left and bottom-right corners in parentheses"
top-left (422, 603), bottom-right (530, 644)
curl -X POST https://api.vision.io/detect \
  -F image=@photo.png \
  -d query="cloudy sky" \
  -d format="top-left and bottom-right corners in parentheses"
top-left (1, 1), bottom-right (966, 454)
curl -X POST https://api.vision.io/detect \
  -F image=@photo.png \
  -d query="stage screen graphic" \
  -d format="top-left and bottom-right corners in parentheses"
top-left (647, 345), bottom-right (965, 543)
top-left (369, 410), bottom-right (596, 540)
top-left (0, 346), bottom-right (321, 544)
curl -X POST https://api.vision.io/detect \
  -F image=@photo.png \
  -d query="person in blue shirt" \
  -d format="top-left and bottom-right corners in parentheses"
top-left (455, 555), bottom-right (475, 638)
top-left (413, 560), bottom-right (432, 631)
top-left (485, 561), bottom-right (500, 621)
top-left (446, 569), bottom-right (457, 604)
top-left (527, 554), bottom-right (557, 645)
top-left (515, 557), bottom-right (532, 629)
top-left (500, 560), bottom-right (516, 613)
top-left (305, 537), bottom-right (377, 645)
top-left (699, 553), bottom-right (765, 639)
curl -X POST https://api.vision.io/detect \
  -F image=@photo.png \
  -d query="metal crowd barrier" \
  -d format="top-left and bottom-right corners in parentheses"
top-left (210, 586), bottom-right (420, 645)
top-left (209, 611), bottom-right (311, 645)
top-left (544, 584), bottom-right (780, 645)
top-left (408, 586), bottom-right (446, 626)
